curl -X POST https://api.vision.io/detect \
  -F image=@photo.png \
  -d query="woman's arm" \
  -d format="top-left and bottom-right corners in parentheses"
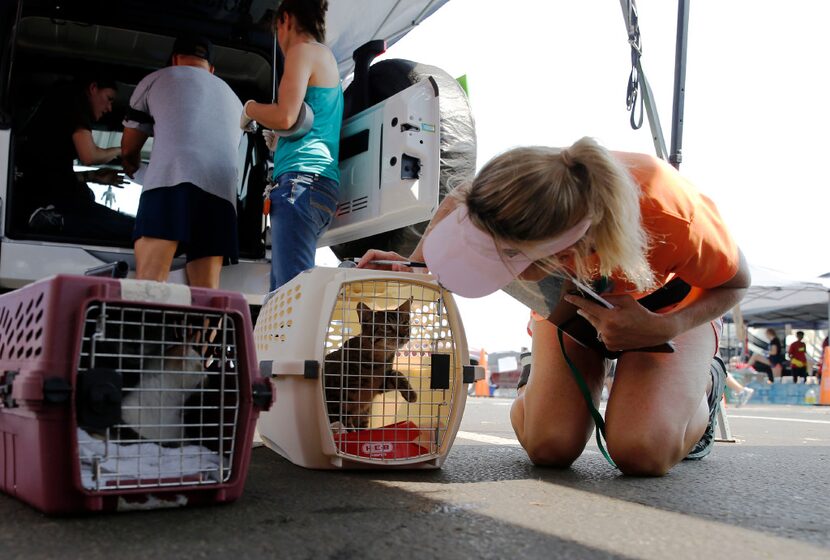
top-left (662, 249), bottom-right (751, 335)
top-left (566, 249), bottom-right (751, 352)
top-left (121, 127), bottom-right (149, 178)
top-left (244, 43), bottom-right (313, 130)
top-left (357, 195), bottom-right (462, 269)
top-left (72, 128), bottom-right (120, 165)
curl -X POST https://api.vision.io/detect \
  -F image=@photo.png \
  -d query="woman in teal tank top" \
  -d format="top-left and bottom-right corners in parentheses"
top-left (241, 0), bottom-right (343, 290)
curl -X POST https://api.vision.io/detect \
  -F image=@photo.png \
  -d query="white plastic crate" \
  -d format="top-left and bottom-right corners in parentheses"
top-left (254, 267), bottom-right (480, 469)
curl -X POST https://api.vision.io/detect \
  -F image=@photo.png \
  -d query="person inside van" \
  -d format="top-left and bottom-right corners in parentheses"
top-left (240, 0), bottom-right (343, 291)
top-left (15, 73), bottom-right (135, 239)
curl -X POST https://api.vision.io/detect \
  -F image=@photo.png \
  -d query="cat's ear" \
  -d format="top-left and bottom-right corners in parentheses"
top-left (356, 302), bottom-right (374, 324)
top-left (398, 297), bottom-right (413, 314)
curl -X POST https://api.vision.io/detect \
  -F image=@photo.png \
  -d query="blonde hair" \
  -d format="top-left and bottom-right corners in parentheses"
top-left (454, 137), bottom-right (655, 291)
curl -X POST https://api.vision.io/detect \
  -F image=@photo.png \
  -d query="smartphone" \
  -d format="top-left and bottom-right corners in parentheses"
top-left (569, 278), bottom-right (614, 309)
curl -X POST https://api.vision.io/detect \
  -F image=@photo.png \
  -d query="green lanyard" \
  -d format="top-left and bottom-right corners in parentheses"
top-left (557, 328), bottom-right (617, 469)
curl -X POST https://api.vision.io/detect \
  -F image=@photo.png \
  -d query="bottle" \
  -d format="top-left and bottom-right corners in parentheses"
top-left (805, 386), bottom-right (818, 405)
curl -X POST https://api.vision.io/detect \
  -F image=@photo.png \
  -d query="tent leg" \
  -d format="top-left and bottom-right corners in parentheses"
top-left (715, 397), bottom-right (737, 443)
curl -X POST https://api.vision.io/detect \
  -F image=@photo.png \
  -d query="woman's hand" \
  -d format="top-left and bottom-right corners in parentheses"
top-left (262, 129), bottom-right (278, 151)
top-left (240, 100), bottom-right (257, 132)
top-left (88, 168), bottom-right (127, 187)
top-left (356, 249), bottom-right (418, 273)
top-left (564, 293), bottom-right (679, 352)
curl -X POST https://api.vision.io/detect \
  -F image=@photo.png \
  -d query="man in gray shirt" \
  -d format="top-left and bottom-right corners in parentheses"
top-left (122, 36), bottom-right (243, 289)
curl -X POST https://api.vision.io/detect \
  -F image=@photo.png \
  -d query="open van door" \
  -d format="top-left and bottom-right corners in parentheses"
top-left (0, 0), bottom-right (18, 128)
top-left (0, 0), bottom-right (21, 240)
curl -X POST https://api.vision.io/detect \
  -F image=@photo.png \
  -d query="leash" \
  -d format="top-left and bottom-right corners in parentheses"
top-left (557, 328), bottom-right (617, 469)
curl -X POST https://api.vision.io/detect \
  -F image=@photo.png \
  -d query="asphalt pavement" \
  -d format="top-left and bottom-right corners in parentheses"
top-left (2, 401), bottom-right (828, 559)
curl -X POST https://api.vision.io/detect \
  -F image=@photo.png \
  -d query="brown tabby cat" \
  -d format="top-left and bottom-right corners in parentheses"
top-left (324, 297), bottom-right (417, 429)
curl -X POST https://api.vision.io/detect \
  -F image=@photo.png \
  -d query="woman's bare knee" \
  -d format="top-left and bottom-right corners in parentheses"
top-left (512, 395), bottom-right (590, 467)
top-left (606, 426), bottom-right (685, 476)
top-left (522, 429), bottom-right (588, 468)
top-left (526, 443), bottom-right (582, 468)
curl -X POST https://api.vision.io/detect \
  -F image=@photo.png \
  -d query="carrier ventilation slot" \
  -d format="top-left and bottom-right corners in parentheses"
top-left (0, 289), bottom-right (46, 362)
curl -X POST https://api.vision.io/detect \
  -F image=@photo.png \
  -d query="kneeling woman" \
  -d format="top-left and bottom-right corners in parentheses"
top-left (359, 137), bottom-right (750, 476)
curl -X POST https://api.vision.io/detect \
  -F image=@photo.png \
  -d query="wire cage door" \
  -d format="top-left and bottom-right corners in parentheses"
top-left (75, 301), bottom-right (241, 491)
top-left (322, 279), bottom-right (460, 463)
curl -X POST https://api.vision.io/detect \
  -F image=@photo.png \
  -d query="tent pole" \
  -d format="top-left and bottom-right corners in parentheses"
top-left (732, 304), bottom-right (746, 358)
top-left (669, 0), bottom-right (690, 170)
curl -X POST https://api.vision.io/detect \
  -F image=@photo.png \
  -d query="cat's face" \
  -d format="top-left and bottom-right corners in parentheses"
top-left (356, 298), bottom-right (411, 355)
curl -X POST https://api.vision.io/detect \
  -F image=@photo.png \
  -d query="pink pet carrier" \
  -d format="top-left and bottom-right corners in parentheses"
top-left (0, 275), bottom-right (272, 514)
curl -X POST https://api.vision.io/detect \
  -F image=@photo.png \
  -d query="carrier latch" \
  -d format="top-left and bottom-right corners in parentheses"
top-left (252, 380), bottom-right (273, 410)
top-left (1, 370), bottom-right (18, 408)
top-left (43, 377), bottom-right (72, 404)
top-left (430, 354), bottom-right (451, 389)
top-left (76, 368), bottom-right (123, 429)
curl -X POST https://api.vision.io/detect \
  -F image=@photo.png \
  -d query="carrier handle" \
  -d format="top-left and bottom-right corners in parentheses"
top-left (260, 360), bottom-right (320, 379)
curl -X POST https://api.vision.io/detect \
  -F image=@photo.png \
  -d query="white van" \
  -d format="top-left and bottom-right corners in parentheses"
top-left (0, 0), bottom-right (476, 308)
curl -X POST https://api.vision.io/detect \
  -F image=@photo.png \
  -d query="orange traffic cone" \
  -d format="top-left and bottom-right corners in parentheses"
top-left (474, 348), bottom-right (490, 397)
top-left (819, 350), bottom-right (830, 406)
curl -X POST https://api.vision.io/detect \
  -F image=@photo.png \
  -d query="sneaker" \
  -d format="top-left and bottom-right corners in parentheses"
top-left (517, 352), bottom-right (532, 390)
top-left (601, 385), bottom-right (610, 401)
top-left (28, 205), bottom-right (64, 232)
top-left (737, 386), bottom-right (755, 407)
top-left (685, 356), bottom-right (726, 460)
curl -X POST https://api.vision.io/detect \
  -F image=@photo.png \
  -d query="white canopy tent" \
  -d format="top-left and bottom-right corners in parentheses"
top-left (326, 0), bottom-right (450, 77)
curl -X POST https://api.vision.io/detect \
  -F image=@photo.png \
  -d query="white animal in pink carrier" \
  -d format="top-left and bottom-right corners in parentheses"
top-left (0, 275), bottom-right (272, 513)
top-left (254, 267), bottom-right (481, 469)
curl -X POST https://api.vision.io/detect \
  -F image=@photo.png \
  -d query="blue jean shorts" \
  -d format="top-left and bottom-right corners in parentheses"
top-left (269, 172), bottom-right (339, 290)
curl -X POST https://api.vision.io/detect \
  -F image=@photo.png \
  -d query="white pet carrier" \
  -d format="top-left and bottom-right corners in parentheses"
top-left (254, 267), bottom-right (481, 469)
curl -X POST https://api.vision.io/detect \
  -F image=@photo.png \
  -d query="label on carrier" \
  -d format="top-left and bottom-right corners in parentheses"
top-left (119, 280), bottom-right (192, 306)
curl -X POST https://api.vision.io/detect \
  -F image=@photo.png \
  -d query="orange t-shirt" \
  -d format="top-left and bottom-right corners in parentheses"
top-left (600, 152), bottom-right (740, 299)
top-left (527, 152), bottom-right (739, 327)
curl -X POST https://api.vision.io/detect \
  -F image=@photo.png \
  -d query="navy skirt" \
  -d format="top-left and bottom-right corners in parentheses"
top-left (134, 182), bottom-right (239, 264)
